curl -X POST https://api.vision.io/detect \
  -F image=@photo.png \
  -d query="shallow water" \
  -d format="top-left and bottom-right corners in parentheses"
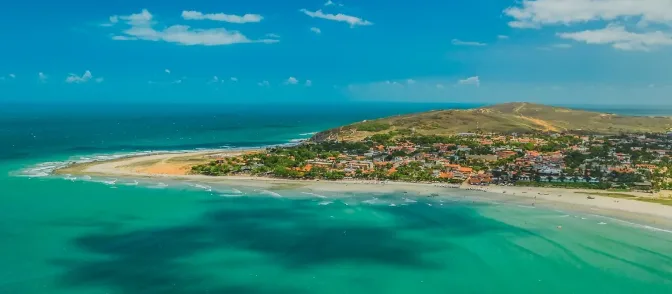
top-left (2, 103), bottom-right (672, 293)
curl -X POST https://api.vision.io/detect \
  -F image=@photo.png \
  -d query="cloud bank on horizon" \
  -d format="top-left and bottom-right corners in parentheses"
top-left (1, 0), bottom-right (671, 105)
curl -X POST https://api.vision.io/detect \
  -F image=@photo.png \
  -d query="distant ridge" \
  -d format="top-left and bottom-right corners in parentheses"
top-left (312, 102), bottom-right (672, 142)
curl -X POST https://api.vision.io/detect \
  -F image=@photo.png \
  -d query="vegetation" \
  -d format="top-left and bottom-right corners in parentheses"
top-left (312, 102), bottom-right (672, 142)
top-left (579, 192), bottom-right (637, 198)
top-left (637, 198), bottom-right (672, 206)
top-left (356, 121), bottom-right (391, 132)
top-left (193, 124), bottom-right (672, 199)
top-left (515, 181), bottom-right (611, 190)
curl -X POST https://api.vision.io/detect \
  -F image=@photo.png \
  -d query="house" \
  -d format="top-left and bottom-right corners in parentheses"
top-left (635, 164), bottom-right (657, 171)
top-left (537, 167), bottom-right (562, 175)
top-left (452, 171), bottom-right (467, 180)
top-left (574, 177), bottom-right (588, 183)
top-left (457, 145), bottom-right (472, 152)
top-left (467, 154), bottom-right (498, 161)
top-left (633, 181), bottom-right (653, 190)
top-left (438, 172), bottom-right (454, 179)
top-left (468, 177), bottom-right (482, 185)
top-left (444, 164), bottom-right (461, 171)
top-left (496, 150), bottom-right (517, 159)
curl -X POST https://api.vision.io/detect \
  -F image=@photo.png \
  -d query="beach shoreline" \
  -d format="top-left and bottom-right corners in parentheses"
top-left (52, 149), bottom-right (672, 228)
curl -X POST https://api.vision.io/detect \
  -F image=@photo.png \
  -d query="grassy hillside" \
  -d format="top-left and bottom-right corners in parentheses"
top-left (311, 102), bottom-right (672, 141)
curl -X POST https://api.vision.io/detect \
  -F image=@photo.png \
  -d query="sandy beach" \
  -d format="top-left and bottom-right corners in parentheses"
top-left (54, 150), bottom-right (672, 226)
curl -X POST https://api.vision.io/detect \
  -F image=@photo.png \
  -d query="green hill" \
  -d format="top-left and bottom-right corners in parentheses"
top-left (312, 102), bottom-right (672, 142)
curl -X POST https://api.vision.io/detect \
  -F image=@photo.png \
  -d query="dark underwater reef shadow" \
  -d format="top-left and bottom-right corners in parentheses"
top-left (51, 197), bottom-right (529, 294)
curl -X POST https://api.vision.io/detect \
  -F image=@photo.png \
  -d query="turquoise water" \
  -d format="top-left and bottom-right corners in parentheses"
top-left (1, 103), bottom-right (672, 294)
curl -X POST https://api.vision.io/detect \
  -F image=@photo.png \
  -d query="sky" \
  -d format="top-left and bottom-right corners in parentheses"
top-left (1, 0), bottom-right (672, 105)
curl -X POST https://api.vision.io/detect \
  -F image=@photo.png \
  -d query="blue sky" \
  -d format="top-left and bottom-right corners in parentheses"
top-left (1, 0), bottom-right (672, 105)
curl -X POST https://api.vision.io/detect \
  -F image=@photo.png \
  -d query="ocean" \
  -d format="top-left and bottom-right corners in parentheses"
top-left (1, 103), bottom-right (672, 294)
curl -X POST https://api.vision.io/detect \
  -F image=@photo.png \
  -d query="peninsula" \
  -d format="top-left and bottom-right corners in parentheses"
top-left (56, 102), bottom-right (672, 219)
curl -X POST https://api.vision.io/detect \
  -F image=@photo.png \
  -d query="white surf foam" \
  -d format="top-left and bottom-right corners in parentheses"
top-left (122, 180), bottom-right (139, 186)
top-left (301, 192), bottom-right (328, 198)
top-left (260, 190), bottom-right (282, 197)
top-left (101, 179), bottom-right (117, 185)
top-left (588, 214), bottom-right (672, 234)
top-left (189, 183), bottom-right (212, 191)
top-left (219, 193), bottom-right (243, 197)
top-left (299, 132), bottom-right (317, 136)
top-left (362, 198), bottom-right (387, 205)
top-left (318, 201), bottom-right (333, 206)
top-left (148, 182), bottom-right (168, 189)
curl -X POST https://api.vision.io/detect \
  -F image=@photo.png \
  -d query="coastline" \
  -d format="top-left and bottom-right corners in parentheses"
top-left (50, 149), bottom-right (672, 229)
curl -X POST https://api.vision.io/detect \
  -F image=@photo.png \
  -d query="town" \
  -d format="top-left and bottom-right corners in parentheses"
top-left (191, 131), bottom-right (672, 192)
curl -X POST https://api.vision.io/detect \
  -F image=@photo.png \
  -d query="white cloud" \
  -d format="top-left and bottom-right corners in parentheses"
top-left (305, 80), bottom-right (312, 86)
top-left (382, 80), bottom-right (403, 86)
top-left (66, 70), bottom-right (94, 83)
top-left (310, 27), bottom-right (322, 34)
top-left (406, 79), bottom-right (416, 85)
top-left (9, 74), bottom-right (15, 78)
top-left (108, 9), bottom-right (276, 46)
top-left (458, 76), bottom-right (480, 87)
top-left (101, 15), bottom-right (119, 27)
top-left (230, 77), bottom-right (238, 82)
top-left (324, 0), bottom-right (344, 6)
top-left (504, 0), bottom-right (672, 29)
top-left (112, 35), bottom-right (137, 40)
top-left (118, 9), bottom-right (153, 27)
top-left (165, 69), bottom-right (171, 74)
top-left (436, 84), bottom-right (445, 89)
top-left (181, 11), bottom-right (263, 24)
top-left (451, 39), bottom-right (487, 46)
top-left (551, 43), bottom-right (573, 48)
top-left (95, 77), bottom-right (104, 83)
top-left (258, 80), bottom-right (270, 87)
top-left (38, 72), bottom-right (47, 82)
top-left (504, 0), bottom-right (672, 51)
top-left (172, 79), bottom-right (182, 84)
top-left (538, 43), bottom-right (574, 50)
top-left (498, 35), bottom-right (509, 39)
top-left (300, 9), bottom-right (372, 27)
top-left (210, 76), bottom-right (219, 83)
top-left (265, 33), bottom-right (280, 38)
top-left (286, 76), bottom-right (299, 85)
top-left (558, 24), bottom-right (672, 51)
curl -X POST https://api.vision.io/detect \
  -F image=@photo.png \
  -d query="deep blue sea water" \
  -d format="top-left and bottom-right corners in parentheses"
top-left (1, 102), bottom-right (672, 294)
